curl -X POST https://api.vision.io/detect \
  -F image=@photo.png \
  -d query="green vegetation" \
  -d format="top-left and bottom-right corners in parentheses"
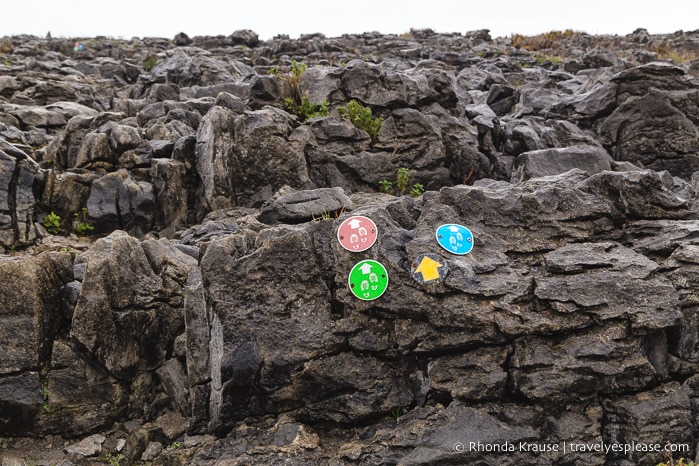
top-left (73, 208), bottom-right (94, 235)
top-left (378, 179), bottom-right (393, 194)
top-left (338, 99), bottom-right (383, 141)
top-left (43, 212), bottom-right (61, 235)
top-left (510, 29), bottom-right (577, 51)
top-left (389, 404), bottom-right (409, 422)
top-left (143, 55), bottom-right (158, 71)
top-left (409, 183), bottom-right (425, 197)
top-left (75, 222), bottom-right (94, 235)
top-left (311, 202), bottom-right (348, 222)
top-left (269, 60), bottom-right (330, 121)
top-left (40, 372), bottom-right (50, 413)
top-left (287, 96), bottom-right (329, 121)
top-left (43, 209), bottom-right (95, 236)
top-left (40, 388), bottom-right (50, 413)
top-left (657, 458), bottom-right (695, 466)
top-left (534, 54), bottom-right (563, 66)
top-left (102, 453), bottom-right (125, 466)
top-left (651, 41), bottom-right (699, 63)
top-left (379, 167), bottom-right (425, 197)
top-left (395, 167), bottom-right (410, 194)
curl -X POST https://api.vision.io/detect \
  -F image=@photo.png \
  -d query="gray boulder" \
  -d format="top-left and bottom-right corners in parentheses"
top-left (511, 144), bottom-right (613, 182)
top-left (599, 91), bottom-right (699, 177)
top-left (0, 140), bottom-right (39, 249)
top-left (0, 252), bottom-right (73, 434)
top-left (86, 169), bottom-right (156, 235)
top-left (195, 106), bottom-right (311, 209)
top-left (258, 187), bottom-right (353, 224)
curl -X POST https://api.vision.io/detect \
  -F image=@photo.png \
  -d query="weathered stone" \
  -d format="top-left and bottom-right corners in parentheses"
top-left (0, 372), bottom-right (42, 434)
top-left (535, 242), bottom-right (679, 328)
top-left (199, 223), bottom-right (344, 431)
top-left (3, 29), bottom-right (699, 466)
top-left (52, 112), bottom-right (123, 169)
top-left (152, 411), bottom-right (187, 441)
top-left (511, 144), bottom-right (612, 183)
top-left (44, 340), bottom-right (126, 436)
top-left (0, 141), bottom-right (39, 248)
top-left (106, 123), bottom-right (142, 153)
top-left (0, 252), bottom-right (72, 375)
top-left (602, 383), bottom-right (692, 465)
top-left (173, 32), bottom-right (193, 46)
top-left (63, 434), bottom-right (105, 457)
top-left (599, 91), bottom-right (699, 176)
top-left (428, 346), bottom-right (509, 401)
top-left (74, 131), bottom-right (113, 169)
top-left (140, 441), bottom-right (164, 461)
top-left (258, 187), bottom-right (353, 224)
top-left (86, 169), bottom-right (156, 234)
top-left (151, 158), bottom-right (187, 233)
top-left (156, 359), bottom-right (190, 417)
top-left (194, 105), bottom-right (236, 210)
top-left (70, 232), bottom-right (191, 381)
top-left (230, 29), bottom-right (259, 47)
top-left (512, 324), bottom-right (659, 403)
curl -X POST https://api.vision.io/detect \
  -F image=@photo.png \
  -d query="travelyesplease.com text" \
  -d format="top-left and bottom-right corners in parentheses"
top-left (453, 440), bottom-right (690, 455)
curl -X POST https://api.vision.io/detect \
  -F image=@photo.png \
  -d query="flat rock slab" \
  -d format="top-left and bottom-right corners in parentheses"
top-left (258, 187), bottom-right (353, 224)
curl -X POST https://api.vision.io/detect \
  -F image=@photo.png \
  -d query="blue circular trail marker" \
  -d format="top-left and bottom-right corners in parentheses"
top-left (436, 224), bottom-right (474, 255)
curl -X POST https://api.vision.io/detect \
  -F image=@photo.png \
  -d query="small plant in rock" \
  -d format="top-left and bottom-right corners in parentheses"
top-left (534, 54), bottom-right (562, 66)
top-left (73, 208), bottom-right (94, 235)
top-left (40, 390), bottom-right (50, 413)
top-left (269, 60), bottom-right (329, 121)
top-left (75, 222), bottom-right (94, 235)
top-left (43, 212), bottom-right (61, 235)
top-left (395, 167), bottom-right (410, 194)
top-left (143, 54), bottom-right (157, 71)
top-left (102, 453), bottom-right (125, 466)
top-left (378, 179), bottom-right (393, 194)
top-left (288, 95), bottom-right (329, 121)
top-left (378, 167), bottom-right (424, 197)
top-left (657, 457), bottom-right (696, 466)
top-left (311, 202), bottom-right (348, 222)
top-left (409, 183), bottom-right (425, 197)
top-left (338, 99), bottom-right (382, 141)
top-left (390, 405), bottom-right (409, 423)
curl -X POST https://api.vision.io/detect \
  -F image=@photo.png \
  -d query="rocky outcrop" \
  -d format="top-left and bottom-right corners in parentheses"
top-left (2, 28), bottom-right (699, 465)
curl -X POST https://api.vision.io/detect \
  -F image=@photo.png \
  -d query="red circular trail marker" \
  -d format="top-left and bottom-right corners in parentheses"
top-left (337, 216), bottom-right (378, 252)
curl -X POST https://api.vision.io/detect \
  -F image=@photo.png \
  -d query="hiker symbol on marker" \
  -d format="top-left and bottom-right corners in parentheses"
top-left (337, 216), bottom-right (378, 252)
top-left (436, 224), bottom-right (474, 255)
top-left (348, 260), bottom-right (388, 300)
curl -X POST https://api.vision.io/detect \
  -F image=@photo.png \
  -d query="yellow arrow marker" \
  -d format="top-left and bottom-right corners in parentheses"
top-left (415, 255), bottom-right (443, 282)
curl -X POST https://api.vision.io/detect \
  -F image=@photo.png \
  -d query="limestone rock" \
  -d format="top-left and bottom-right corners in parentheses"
top-left (511, 144), bottom-right (612, 182)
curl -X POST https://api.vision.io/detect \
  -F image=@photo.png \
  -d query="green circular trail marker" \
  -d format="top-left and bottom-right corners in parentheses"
top-left (348, 260), bottom-right (389, 301)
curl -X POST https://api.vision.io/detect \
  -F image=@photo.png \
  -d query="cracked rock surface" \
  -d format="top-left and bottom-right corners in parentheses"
top-left (2, 28), bottom-right (699, 465)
